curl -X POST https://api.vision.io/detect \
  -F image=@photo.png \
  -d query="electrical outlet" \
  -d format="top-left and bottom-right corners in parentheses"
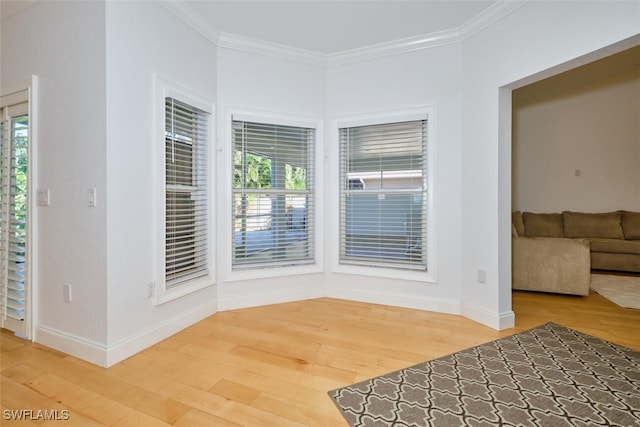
top-left (146, 281), bottom-right (155, 299)
top-left (477, 269), bottom-right (487, 284)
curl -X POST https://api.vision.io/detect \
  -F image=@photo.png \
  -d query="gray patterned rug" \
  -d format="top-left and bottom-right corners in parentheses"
top-left (329, 323), bottom-right (640, 426)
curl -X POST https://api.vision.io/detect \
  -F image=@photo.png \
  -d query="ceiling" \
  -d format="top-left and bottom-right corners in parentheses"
top-left (1, 1), bottom-right (503, 55)
top-left (185, 1), bottom-right (497, 54)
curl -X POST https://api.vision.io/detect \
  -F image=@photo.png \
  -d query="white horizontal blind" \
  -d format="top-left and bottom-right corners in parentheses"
top-left (0, 95), bottom-right (29, 335)
top-left (339, 119), bottom-right (427, 270)
top-left (165, 97), bottom-right (208, 288)
top-left (232, 120), bottom-right (314, 268)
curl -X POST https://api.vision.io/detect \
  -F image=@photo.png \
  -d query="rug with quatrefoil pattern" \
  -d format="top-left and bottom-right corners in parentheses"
top-left (329, 323), bottom-right (640, 426)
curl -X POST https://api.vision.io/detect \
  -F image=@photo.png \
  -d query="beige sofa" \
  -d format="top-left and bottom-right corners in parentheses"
top-left (512, 210), bottom-right (640, 296)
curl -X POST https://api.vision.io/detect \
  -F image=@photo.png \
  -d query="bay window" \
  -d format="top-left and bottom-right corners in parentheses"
top-left (232, 120), bottom-right (315, 269)
top-left (339, 119), bottom-right (428, 270)
top-left (158, 82), bottom-right (213, 302)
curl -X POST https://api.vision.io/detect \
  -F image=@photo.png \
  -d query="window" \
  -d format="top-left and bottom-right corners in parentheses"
top-left (1, 86), bottom-right (29, 337)
top-left (339, 119), bottom-right (428, 270)
top-left (163, 97), bottom-right (209, 290)
top-left (232, 120), bottom-right (315, 269)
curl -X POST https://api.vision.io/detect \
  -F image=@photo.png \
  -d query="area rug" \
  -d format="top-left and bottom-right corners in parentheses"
top-left (329, 323), bottom-right (640, 427)
top-left (591, 273), bottom-right (640, 310)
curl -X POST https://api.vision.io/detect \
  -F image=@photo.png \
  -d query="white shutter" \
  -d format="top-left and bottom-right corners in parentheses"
top-left (339, 119), bottom-right (428, 270)
top-left (0, 91), bottom-right (29, 336)
top-left (165, 98), bottom-right (208, 288)
top-left (232, 120), bottom-right (315, 268)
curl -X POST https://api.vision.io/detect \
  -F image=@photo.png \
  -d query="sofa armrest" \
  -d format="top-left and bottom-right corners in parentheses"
top-left (512, 236), bottom-right (591, 296)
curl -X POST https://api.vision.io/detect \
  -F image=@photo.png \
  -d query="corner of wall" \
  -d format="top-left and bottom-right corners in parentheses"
top-left (35, 299), bottom-right (218, 367)
top-left (461, 302), bottom-right (515, 330)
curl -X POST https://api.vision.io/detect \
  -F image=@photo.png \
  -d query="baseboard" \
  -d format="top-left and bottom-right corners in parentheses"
top-left (461, 302), bottom-right (515, 330)
top-left (35, 301), bottom-right (218, 367)
top-left (217, 287), bottom-right (324, 311)
top-left (35, 325), bottom-right (109, 367)
top-left (325, 286), bottom-right (461, 314)
top-left (33, 290), bottom-right (514, 367)
top-left (104, 301), bottom-right (218, 367)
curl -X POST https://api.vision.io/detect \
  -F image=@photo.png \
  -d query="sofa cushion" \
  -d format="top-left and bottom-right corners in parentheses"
top-left (620, 210), bottom-right (640, 240)
top-left (589, 238), bottom-right (640, 255)
top-left (522, 212), bottom-right (564, 237)
top-left (591, 252), bottom-right (640, 273)
top-left (512, 211), bottom-right (525, 237)
top-left (562, 211), bottom-right (624, 239)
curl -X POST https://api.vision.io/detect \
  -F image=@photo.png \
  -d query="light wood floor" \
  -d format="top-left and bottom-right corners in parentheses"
top-left (2, 290), bottom-right (639, 426)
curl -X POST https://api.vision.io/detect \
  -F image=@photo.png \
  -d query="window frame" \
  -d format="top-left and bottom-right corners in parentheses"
top-left (223, 110), bottom-right (323, 282)
top-left (155, 77), bottom-right (214, 304)
top-left (332, 107), bottom-right (437, 283)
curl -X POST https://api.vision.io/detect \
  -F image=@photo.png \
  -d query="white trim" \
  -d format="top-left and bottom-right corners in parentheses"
top-left (231, 110), bottom-right (320, 129)
top-left (28, 76), bottom-right (38, 341)
top-left (506, 33), bottom-right (640, 91)
top-left (0, 76), bottom-right (36, 340)
top-left (154, 76), bottom-right (216, 305)
top-left (327, 30), bottom-right (462, 67)
top-left (224, 264), bottom-right (323, 283)
top-left (104, 300), bottom-right (217, 367)
top-left (331, 106), bottom-right (438, 283)
top-left (0, 77), bottom-right (34, 101)
top-left (461, 302), bottom-right (515, 330)
top-left (157, 77), bottom-right (213, 115)
top-left (221, 108), bottom-right (324, 283)
top-left (334, 107), bottom-right (430, 130)
top-left (161, 0), bottom-right (528, 66)
top-left (328, 1), bottom-right (528, 65)
top-left (218, 33), bottom-right (326, 67)
top-left (217, 287), bottom-right (322, 312)
top-left (35, 325), bottom-right (109, 367)
top-left (35, 300), bottom-right (218, 367)
top-left (330, 264), bottom-right (435, 284)
top-left (156, 0), bottom-right (220, 44)
top-left (325, 286), bottom-right (460, 315)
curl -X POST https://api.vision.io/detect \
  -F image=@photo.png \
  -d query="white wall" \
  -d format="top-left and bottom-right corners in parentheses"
top-left (215, 48), bottom-right (327, 310)
top-left (3, 0), bottom-right (638, 366)
top-left (1, 1), bottom-right (109, 347)
top-left (460, 0), bottom-right (640, 327)
top-left (325, 44), bottom-right (464, 313)
top-left (513, 74), bottom-right (640, 213)
top-left (104, 1), bottom-right (218, 365)
top-left (2, 1), bottom-right (222, 366)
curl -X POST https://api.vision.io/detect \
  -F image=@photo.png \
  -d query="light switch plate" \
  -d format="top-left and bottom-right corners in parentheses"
top-left (37, 189), bottom-right (50, 206)
top-left (88, 187), bottom-right (97, 207)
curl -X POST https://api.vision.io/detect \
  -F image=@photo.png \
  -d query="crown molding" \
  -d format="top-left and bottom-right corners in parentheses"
top-left (217, 33), bottom-right (327, 67)
top-left (327, 29), bottom-right (463, 66)
top-left (157, 0), bottom-right (220, 44)
top-left (461, 0), bottom-right (529, 41)
top-left (159, 0), bottom-right (529, 67)
top-left (327, 0), bottom-right (529, 65)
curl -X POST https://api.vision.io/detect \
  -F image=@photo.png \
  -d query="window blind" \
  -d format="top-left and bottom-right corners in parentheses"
top-left (232, 120), bottom-right (314, 268)
top-left (0, 94), bottom-right (29, 336)
top-left (339, 119), bottom-right (427, 270)
top-left (165, 97), bottom-right (208, 287)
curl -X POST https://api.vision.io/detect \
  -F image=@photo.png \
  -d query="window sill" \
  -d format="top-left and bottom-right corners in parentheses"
top-left (224, 262), bottom-right (323, 283)
top-left (155, 275), bottom-right (215, 305)
top-left (331, 262), bottom-right (437, 283)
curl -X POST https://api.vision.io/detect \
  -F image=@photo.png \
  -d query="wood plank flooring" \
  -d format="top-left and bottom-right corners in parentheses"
top-left (2, 290), bottom-right (639, 426)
